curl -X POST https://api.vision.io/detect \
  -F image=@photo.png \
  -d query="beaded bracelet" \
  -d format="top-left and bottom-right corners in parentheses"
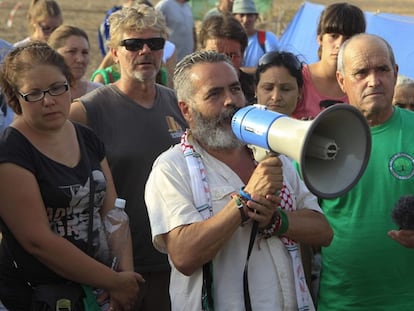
top-left (259, 208), bottom-right (289, 238)
top-left (259, 212), bottom-right (281, 239)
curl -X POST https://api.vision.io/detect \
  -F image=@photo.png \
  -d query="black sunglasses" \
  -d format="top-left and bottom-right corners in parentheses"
top-left (258, 51), bottom-right (302, 72)
top-left (119, 38), bottom-right (165, 51)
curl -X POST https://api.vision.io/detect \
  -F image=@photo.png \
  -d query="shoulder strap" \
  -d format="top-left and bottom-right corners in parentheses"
top-left (257, 30), bottom-right (266, 53)
top-left (90, 69), bottom-right (111, 85)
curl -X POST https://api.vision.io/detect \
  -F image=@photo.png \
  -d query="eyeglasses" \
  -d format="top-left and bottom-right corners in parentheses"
top-left (258, 51), bottom-right (302, 72)
top-left (38, 23), bottom-right (59, 34)
top-left (18, 82), bottom-right (69, 102)
top-left (119, 38), bottom-right (166, 52)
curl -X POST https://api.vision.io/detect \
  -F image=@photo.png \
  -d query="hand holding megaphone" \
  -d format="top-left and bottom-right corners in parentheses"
top-left (243, 155), bottom-right (283, 198)
top-left (231, 104), bottom-right (371, 199)
top-left (241, 156), bottom-right (283, 227)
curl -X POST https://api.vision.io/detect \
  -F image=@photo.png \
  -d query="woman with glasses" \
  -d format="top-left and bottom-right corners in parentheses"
top-left (0, 42), bottom-right (144, 310)
top-left (48, 25), bottom-right (103, 100)
top-left (291, 2), bottom-right (366, 120)
top-left (255, 51), bottom-right (303, 116)
top-left (14, 0), bottom-right (63, 48)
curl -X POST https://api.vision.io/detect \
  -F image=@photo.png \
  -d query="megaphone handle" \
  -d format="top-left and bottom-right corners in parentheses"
top-left (248, 145), bottom-right (278, 162)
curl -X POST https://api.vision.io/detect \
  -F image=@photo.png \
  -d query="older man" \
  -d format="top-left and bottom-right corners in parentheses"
top-left (145, 50), bottom-right (332, 311)
top-left (69, 5), bottom-right (187, 311)
top-left (318, 33), bottom-right (414, 311)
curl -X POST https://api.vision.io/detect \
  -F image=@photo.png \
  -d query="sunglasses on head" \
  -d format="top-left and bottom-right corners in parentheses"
top-left (258, 51), bottom-right (302, 72)
top-left (119, 37), bottom-right (166, 51)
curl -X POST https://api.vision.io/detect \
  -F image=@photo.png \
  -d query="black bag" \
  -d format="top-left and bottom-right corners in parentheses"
top-left (31, 283), bottom-right (85, 311)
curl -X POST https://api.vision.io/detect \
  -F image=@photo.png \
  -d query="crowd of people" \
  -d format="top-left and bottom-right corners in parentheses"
top-left (0, 0), bottom-right (413, 310)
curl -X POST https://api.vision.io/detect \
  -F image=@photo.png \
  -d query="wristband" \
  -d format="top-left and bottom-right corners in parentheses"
top-left (231, 193), bottom-right (249, 225)
top-left (258, 208), bottom-right (289, 238)
top-left (239, 186), bottom-right (252, 202)
top-left (276, 208), bottom-right (289, 235)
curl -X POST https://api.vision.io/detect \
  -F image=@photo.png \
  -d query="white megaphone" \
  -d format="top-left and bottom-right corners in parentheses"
top-left (231, 104), bottom-right (371, 199)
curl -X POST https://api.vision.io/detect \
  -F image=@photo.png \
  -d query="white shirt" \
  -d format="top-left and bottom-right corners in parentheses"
top-left (145, 139), bottom-right (318, 311)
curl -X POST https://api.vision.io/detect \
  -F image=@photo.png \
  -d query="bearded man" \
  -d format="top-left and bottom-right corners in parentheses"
top-left (144, 50), bottom-right (333, 311)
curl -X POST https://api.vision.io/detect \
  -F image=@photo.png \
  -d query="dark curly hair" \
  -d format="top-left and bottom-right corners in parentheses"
top-left (392, 195), bottom-right (414, 230)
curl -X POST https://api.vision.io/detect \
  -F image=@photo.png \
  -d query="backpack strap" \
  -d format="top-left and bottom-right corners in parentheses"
top-left (257, 30), bottom-right (266, 53)
top-left (90, 69), bottom-right (112, 85)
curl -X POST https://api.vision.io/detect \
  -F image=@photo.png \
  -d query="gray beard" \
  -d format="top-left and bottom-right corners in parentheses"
top-left (191, 107), bottom-right (245, 150)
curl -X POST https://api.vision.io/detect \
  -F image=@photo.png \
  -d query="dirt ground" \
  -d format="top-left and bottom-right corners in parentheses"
top-left (0, 0), bottom-right (413, 78)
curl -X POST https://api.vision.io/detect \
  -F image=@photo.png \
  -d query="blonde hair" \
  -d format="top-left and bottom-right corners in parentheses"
top-left (108, 4), bottom-right (167, 48)
top-left (27, 0), bottom-right (63, 35)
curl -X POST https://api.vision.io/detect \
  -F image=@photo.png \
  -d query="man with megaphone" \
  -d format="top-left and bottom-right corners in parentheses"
top-left (316, 34), bottom-right (414, 311)
top-left (145, 50), bottom-right (333, 311)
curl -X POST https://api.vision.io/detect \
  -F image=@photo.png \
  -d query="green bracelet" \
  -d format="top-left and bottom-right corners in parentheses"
top-left (276, 208), bottom-right (289, 235)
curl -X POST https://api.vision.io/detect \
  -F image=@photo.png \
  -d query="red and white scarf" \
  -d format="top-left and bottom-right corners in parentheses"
top-left (180, 130), bottom-right (312, 310)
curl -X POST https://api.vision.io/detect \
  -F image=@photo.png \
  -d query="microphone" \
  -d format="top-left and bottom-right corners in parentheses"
top-left (392, 195), bottom-right (414, 230)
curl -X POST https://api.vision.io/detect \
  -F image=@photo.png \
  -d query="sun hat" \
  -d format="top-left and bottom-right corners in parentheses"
top-left (232, 0), bottom-right (258, 14)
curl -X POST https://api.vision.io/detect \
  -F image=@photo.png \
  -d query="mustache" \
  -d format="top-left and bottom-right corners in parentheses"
top-left (362, 87), bottom-right (384, 97)
top-left (215, 106), bottom-right (240, 125)
top-left (133, 54), bottom-right (153, 65)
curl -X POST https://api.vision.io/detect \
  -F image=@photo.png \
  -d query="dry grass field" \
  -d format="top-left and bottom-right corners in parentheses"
top-left (0, 0), bottom-right (413, 78)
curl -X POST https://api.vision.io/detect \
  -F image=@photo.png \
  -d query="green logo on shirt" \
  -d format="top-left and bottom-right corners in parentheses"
top-left (389, 153), bottom-right (414, 179)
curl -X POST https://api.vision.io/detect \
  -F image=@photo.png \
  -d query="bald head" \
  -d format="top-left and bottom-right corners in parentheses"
top-left (336, 34), bottom-right (398, 126)
top-left (337, 34), bottom-right (396, 75)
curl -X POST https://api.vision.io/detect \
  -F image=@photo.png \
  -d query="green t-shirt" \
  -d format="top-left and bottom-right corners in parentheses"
top-left (318, 107), bottom-right (414, 310)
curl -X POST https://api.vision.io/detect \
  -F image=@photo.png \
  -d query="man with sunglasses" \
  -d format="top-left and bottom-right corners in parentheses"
top-left (69, 5), bottom-right (187, 311)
